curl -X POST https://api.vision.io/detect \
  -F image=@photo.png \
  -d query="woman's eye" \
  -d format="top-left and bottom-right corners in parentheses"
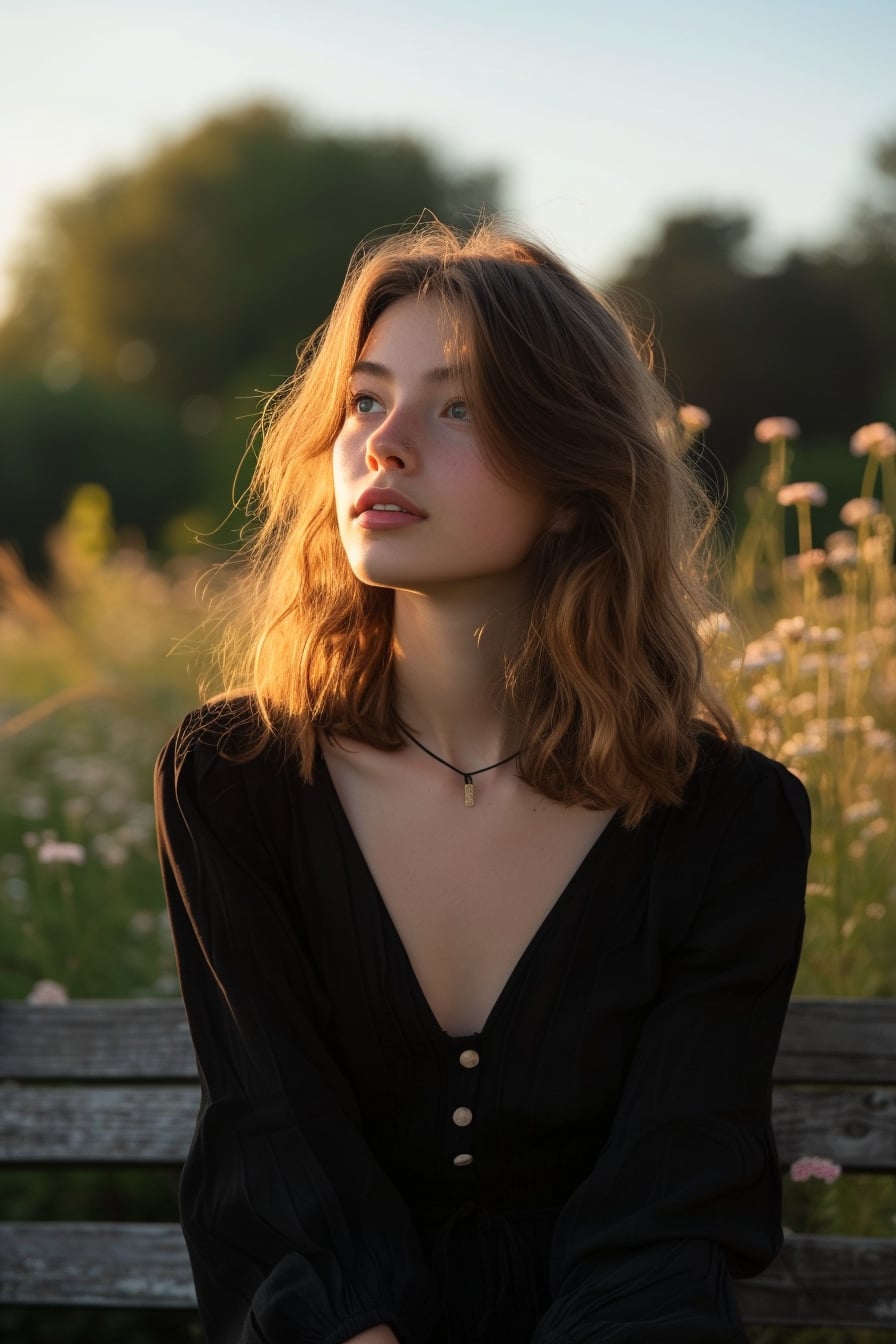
top-left (446, 400), bottom-right (471, 422)
top-left (350, 393), bottom-right (383, 414)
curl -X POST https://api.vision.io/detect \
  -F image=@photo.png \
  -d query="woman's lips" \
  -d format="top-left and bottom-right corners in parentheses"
top-left (356, 504), bottom-right (425, 530)
top-left (353, 488), bottom-right (425, 528)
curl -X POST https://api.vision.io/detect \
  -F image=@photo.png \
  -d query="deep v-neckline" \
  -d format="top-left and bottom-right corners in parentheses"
top-left (317, 754), bottom-right (622, 1042)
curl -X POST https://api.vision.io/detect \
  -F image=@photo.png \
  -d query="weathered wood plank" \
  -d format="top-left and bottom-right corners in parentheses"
top-left (736, 1232), bottom-right (896, 1328)
top-left (4, 997), bottom-right (894, 1084)
top-left (0, 1000), bottom-right (195, 1080)
top-left (4, 1222), bottom-right (895, 1324)
top-left (5, 1081), bottom-right (895, 1172)
top-left (0, 1084), bottom-right (198, 1162)
top-left (0, 1222), bottom-right (196, 1308)
top-left (774, 999), bottom-right (896, 1084)
top-left (771, 1086), bottom-right (896, 1172)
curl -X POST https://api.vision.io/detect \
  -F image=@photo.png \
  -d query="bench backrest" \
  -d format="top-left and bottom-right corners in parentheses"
top-left (2, 997), bottom-right (895, 1326)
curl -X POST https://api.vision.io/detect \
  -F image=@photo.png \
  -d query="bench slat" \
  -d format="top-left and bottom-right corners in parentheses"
top-left (4, 997), bottom-right (895, 1084)
top-left (4, 1082), bottom-right (895, 1172)
top-left (0, 1223), bottom-right (196, 1308)
top-left (735, 1232), bottom-right (896, 1328)
top-left (775, 999), bottom-right (896, 1084)
top-left (0, 1000), bottom-right (195, 1080)
top-left (772, 1086), bottom-right (896, 1171)
top-left (4, 1222), bottom-right (895, 1326)
top-left (0, 1084), bottom-right (198, 1163)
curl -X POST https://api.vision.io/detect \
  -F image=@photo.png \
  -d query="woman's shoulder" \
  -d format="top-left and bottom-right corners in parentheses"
top-left (155, 695), bottom-right (290, 799)
top-left (683, 728), bottom-right (811, 853)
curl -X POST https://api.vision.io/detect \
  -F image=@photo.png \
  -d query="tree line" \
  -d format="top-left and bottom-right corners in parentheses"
top-left (1, 101), bottom-right (893, 571)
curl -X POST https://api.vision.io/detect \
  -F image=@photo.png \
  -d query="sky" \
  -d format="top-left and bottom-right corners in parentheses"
top-left (3, 0), bottom-right (895, 313)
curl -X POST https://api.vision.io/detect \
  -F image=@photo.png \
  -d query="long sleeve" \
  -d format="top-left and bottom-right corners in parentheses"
top-left (532, 751), bottom-right (810, 1344)
top-left (155, 708), bottom-right (440, 1344)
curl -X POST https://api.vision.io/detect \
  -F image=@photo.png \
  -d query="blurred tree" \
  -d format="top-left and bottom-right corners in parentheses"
top-left (0, 103), bottom-right (499, 403)
top-left (611, 176), bottom-right (890, 491)
top-left (0, 102), bottom-right (499, 567)
top-left (0, 376), bottom-right (198, 573)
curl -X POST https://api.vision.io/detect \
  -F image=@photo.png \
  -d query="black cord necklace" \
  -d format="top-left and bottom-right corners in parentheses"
top-left (402, 729), bottom-right (520, 807)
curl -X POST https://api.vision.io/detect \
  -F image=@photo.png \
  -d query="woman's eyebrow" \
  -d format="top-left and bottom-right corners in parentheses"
top-left (350, 359), bottom-right (465, 384)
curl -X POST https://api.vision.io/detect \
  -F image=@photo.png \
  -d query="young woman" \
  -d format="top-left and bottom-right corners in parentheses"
top-left (155, 221), bottom-right (810, 1344)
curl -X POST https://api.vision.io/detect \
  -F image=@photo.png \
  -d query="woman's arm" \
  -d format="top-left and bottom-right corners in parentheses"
top-left (533, 753), bottom-right (810, 1343)
top-left (155, 706), bottom-right (438, 1344)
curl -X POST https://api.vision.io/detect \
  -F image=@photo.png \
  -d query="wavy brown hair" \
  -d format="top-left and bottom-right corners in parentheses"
top-left (214, 218), bottom-right (738, 825)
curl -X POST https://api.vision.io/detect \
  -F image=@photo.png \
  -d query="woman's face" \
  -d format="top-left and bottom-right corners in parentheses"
top-left (332, 293), bottom-right (556, 597)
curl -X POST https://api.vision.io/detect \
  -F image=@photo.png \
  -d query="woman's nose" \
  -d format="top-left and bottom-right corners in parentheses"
top-left (365, 412), bottom-right (418, 472)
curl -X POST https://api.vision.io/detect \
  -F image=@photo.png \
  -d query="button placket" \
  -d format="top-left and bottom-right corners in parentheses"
top-left (449, 1045), bottom-right (481, 1168)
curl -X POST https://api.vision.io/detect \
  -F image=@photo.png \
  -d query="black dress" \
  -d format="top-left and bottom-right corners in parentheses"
top-left (154, 700), bottom-right (810, 1344)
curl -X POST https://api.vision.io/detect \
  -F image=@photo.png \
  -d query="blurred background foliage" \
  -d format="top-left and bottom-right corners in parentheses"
top-left (0, 102), bottom-right (501, 569)
top-left (0, 100), bottom-right (894, 574)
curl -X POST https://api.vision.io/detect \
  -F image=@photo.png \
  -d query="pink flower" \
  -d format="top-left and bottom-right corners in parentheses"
top-left (849, 422), bottom-right (896, 458)
top-left (777, 482), bottom-right (828, 508)
top-left (789, 1155), bottom-right (842, 1184)
top-left (677, 404), bottom-right (711, 433)
top-left (36, 840), bottom-right (86, 865)
top-left (26, 979), bottom-right (69, 1005)
top-left (840, 496), bottom-right (882, 527)
top-left (755, 417), bottom-right (801, 443)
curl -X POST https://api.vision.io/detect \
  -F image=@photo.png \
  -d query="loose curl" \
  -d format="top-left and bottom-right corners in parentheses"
top-left (213, 218), bottom-right (738, 825)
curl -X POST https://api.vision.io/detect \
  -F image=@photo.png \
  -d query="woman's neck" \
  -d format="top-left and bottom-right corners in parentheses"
top-left (391, 583), bottom-right (530, 768)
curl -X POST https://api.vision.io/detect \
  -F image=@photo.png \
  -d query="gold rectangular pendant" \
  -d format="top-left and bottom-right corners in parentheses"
top-left (464, 781), bottom-right (475, 807)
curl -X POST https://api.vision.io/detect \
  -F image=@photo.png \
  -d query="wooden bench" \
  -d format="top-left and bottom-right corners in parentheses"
top-left (1, 997), bottom-right (895, 1330)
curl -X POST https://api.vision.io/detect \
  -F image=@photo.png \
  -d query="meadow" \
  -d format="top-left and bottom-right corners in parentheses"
top-left (1, 419), bottom-right (894, 1343)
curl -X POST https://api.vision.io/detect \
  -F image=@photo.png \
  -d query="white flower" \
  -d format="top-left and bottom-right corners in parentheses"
top-left (826, 545), bottom-right (858, 572)
top-left (775, 616), bottom-right (806, 641)
top-left (843, 799), bottom-right (881, 824)
top-left (678, 404), bottom-right (711, 433)
top-left (755, 417), bottom-right (801, 443)
top-left (840, 497), bottom-right (882, 527)
top-left (849, 422), bottom-right (896, 458)
top-left (743, 639), bottom-right (784, 670)
top-left (36, 840), bottom-right (87, 866)
top-left (777, 482), bottom-right (828, 508)
top-left (27, 979), bottom-right (69, 1005)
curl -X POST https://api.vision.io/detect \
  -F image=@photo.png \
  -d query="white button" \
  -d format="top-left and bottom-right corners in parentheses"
top-left (459, 1049), bottom-right (480, 1069)
top-left (452, 1107), bottom-right (473, 1127)
top-left (453, 1153), bottom-right (474, 1167)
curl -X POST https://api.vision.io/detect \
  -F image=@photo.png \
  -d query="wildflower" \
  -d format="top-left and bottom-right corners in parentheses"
top-left (789, 1156), bottom-right (842, 1184)
top-left (862, 818), bottom-right (889, 841)
top-left (849, 422), bottom-right (896, 458)
top-left (826, 545), bottom-right (858, 572)
top-left (840, 497), bottom-right (882, 527)
top-left (866, 902), bottom-right (886, 920)
top-left (775, 616), bottom-right (806, 641)
top-left (36, 840), bottom-right (87, 865)
top-left (743, 639), bottom-right (784, 671)
top-left (788, 693), bottom-right (816, 716)
top-left (777, 482), bottom-right (828, 508)
top-left (792, 549), bottom-right (827, 575)
top-left (825, 529), bottom-right (857, 551)
top-left (755, 417), bottom-right (801, 443)
top-left (805, 882), bottom-right (833, 898)
top-left (843, 800), bottom-right (881, 824)
top-left (678, 404), bottom-right (711, 433)
top-left (26, 979), bottom-right (69, 1005)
